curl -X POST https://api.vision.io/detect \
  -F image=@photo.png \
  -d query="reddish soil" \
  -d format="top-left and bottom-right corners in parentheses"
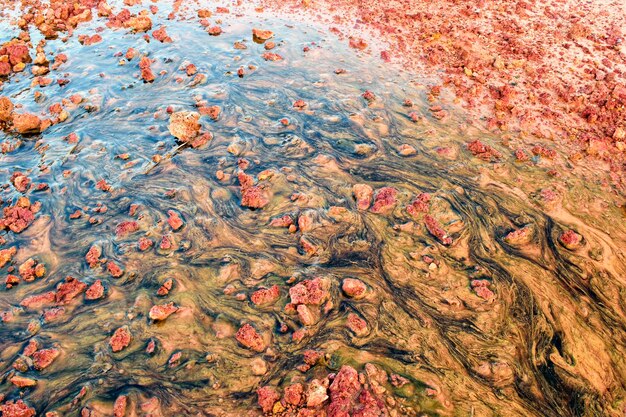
top-left (258, 0), bottom-right (626, 190)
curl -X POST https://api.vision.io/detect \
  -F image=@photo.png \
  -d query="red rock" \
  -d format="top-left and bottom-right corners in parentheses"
top-left (110, 326), bottom-right (131, 352)
top-left (10, 375), bottom-right (37, 388)
top-left (107, 261), bottom-right (124, 278)
top-left (424, 214), bottom-right (452, 245)
top-left (138, 237), bottom-right (153, 251)
top-left (238, 172), bottom-right (270, 209)
top-left (116, 221), bottom-right (139, 237)
top-left (328, 365), bottom-right (361, 417)
top-left (0, 400), bottom-right (36, 417)
top-left (0, 96), bottom-right (14, 122)
top-left (198, 105), bottom-right (220, 120)
top-left (251, 285), bottom-right (280, 306)
top-left (559, 229), bottom-right (582, 250)
top-left (471, 279), bottom-right (495, 300)
top-left (261, 52), bottom-right (283, 61)
top-left (139, 57), bottom-right (155, 82)
top-left (148, 302), bottom-right (178, 321)
top-left (160, 235), bottom-right (173, 250)
top-left (515, 148), bottom-right (530, 161)
top-left (531, 145), bottom-right (557, 159)
top-left (43, 307), bottom-right (65, 322)
top-left (207, 26), bottom-right (222, 36)
top-left (18, 258), bottom-right (45, 281)
top-left (55, 276), bottom-right (87, 304)
top-left (235, 323), bottom-right (265, 352)
top-left (32, 348), bottom-right (60, 370)
top-left (168, 111), bottom-right (200, 141)
top-left (12, 113), bottom-right (43, 134)
top-left (293, 99), bottom-right (307, 109)
top-left (78, 34), bottom-right (102, 45)
top-left (466, 140), bottom-right (502, 161)
top-left (152, 27), bottom-right (172, 43)
top-left (306, 379), bottom-right (328, 407)
top-left (0, 61), bottom-right (11, 77)
top-left (85, 245), bottom-right (101, 267)
top-left (257, 386), bottom-right (280, 413)
top-left (146, 339), bottom-right (156, 354)
top-left (303, 349), bottom-right (324, 365)
top-left (157, 278), bottom-right (173, 296)
top-left (341, 278), bottom-right (366, 299)
top-left (347, 313), bottom-right (368, 336)
top-left (252, 28), bottom-right (274, 41)
top-left (96, 179), bottom-right (112, 191)
top-left (10, 172), bottom-right (30, 192)
top-left (0, 246), bottom-right (16, 268)
top-left (85, 280), bottom-right (104, 300)
top-left (370, 187), bottom-right (397, 214)
top-left (23, 340), bottom-right (39, 357)
top-left (289, 277), bottom-right (330, 306)
top-left (20, 291), bottom-right (55, 309)
top-left (349, 38), bottom-right (367, 50)
top-left (127, 16), bottom-right (152, 32)
top-left (167, 210), bottom-right (184, 230)
top-left (5, 274), bottom-right (20, 290)
top-left (270, 214), bottom-right (293, 228)
top-left (168, 351), bottom-right (182, 366)
top-left (406, 193), bottom-right (430, 217)
top-left (353, 389), bottom-right (386, 417)
top-left (352, 184), bottom-right (373, 210)
top-left (298, 304), bottom-right (319, 325)
top-left (503, 225), bottom-right (534, 245)
top-left (3, 41), bottom-right (31, 66)
top-left (113, 395), bottom-right (127, 417)
top-left (284, 383), bottom-right (303, 406)
top-left (362, 90), bottom-right (376, 101)
top-left (389, 373), bottom-right (409, 387)
top-left (398, 143), bottom-right (417, 156)
top-left (0, 197), bottom-right (38, 233)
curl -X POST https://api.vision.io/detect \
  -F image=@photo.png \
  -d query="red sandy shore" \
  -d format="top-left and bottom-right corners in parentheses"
top-left (256, 0), bottom-right (626, 190)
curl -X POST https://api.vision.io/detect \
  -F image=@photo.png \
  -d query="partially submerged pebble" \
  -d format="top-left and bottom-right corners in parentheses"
top-left (235, 323), bottom-right (266, 352)
top-left (110, 326), bottom-right (132, 352)
top-left (352, 183), bottom-right (373, 210)
top-left (252, 28), bottom-right (274, 41)
top-left (559, 229), bottom-right (583, 250)
top-left (168, 111), bottom-right (201, 142)
top-left (149, 302), bottom-right (179, 321)
top-left (342, 278), bottom-right (367, 299)
top-left (503, 225), bottom-right (534, 245)
top-left (12, 113), bottom-right (44, 134)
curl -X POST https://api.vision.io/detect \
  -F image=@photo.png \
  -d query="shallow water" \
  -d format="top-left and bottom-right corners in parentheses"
top-left (1, 2), bottom-right (626, 417)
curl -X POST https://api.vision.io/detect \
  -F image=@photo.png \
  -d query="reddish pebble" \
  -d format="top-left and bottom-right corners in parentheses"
top-left (85, 280), bottom-right (104, 300)
top-left (559, 229), bottom-right (583, 250)
top-left (148, 302), bottom-right (178, 321)
top-left (110, 326), bottom-right (132, 352)
top-left (251, 285), bottom-right (280, 306)
top-left (235, 323), bottom-right (266, 352)
top-left (85, 245), bottom-right (101, 268)
top-left (341, 278), bottom-right (367, 299)
top-left (167, 210), bottom-right (184, 230)
top-left (107, 261), bottom-right (124, 278)
top-left (257, 386), bottom-right (280, 413)
top-left (370, 187), bottom-right (398, 214)
top-left (32, 348), bottom-right (60, 370)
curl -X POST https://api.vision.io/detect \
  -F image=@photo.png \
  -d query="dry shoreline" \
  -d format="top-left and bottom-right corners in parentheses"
top-left (252, 0), bottom-right (626, 192)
